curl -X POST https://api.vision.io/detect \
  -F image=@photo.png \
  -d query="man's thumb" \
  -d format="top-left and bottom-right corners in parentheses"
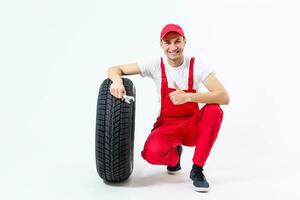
top-left (174, 81), bottom-right (181, 90)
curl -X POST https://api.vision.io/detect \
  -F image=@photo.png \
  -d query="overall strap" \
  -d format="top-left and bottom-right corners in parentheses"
top-left (188, 57), bottom-right (195, 90)
top-left (160, 57), bottom-right (167, 87)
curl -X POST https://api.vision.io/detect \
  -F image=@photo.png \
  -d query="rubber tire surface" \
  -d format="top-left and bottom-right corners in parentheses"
top-left (95, 78), bottom-right (136, 183)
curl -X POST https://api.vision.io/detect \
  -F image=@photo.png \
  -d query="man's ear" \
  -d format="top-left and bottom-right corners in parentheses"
top-left (160, 40), bottom-right (163, 47)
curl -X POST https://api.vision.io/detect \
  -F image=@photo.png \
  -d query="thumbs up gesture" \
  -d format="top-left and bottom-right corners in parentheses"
top-left (169, 81), bottom-right (189, 105)
top-left (174, 81), bottom-right (181, 90)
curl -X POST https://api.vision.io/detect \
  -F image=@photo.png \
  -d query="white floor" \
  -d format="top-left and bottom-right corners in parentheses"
top-left (2, 130), bottom-right (299, 200)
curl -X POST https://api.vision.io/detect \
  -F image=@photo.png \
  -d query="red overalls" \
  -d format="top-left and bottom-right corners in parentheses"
top-left (141, 57), bottom-right (223, 167)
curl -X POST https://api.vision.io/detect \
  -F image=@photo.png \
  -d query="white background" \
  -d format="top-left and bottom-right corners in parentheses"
top-left (1, 0), bottom-right (300, 199)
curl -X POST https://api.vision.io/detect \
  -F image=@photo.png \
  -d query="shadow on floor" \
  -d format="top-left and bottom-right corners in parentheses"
top-left (103, 170), bottom-right (189, 188)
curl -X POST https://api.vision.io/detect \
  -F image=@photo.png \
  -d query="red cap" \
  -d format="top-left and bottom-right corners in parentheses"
top-left (160, 24), bottom-right (185, 40)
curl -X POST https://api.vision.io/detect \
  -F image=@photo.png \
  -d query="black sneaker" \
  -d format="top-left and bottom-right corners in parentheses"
top-left (167, 145), bottom-right (182, 174)
top-left (190, 164), bottom-right (210, 192)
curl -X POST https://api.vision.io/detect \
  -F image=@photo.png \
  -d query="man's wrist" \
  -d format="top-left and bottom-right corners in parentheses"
top-left (112, 76), bottom-right (123, 84)
top-left (186, 93), bottom-right (194, 103)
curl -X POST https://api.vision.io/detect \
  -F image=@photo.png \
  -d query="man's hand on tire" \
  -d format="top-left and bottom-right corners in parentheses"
top-left (110, 81), bottom-right (126, 99)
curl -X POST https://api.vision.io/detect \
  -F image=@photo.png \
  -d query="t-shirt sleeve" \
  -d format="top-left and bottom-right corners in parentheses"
top-left (201, 66), bottom-right (215, 82)
top-left (137, 58), bottom-right (160, 78)
top-left (194, 58), bottom-right (215, 83)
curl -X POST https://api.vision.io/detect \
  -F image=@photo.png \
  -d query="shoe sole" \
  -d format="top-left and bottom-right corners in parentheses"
top-left (193, 185), bottom-right (210, 193)
top-left (167, 169), bottom-right (181, 175)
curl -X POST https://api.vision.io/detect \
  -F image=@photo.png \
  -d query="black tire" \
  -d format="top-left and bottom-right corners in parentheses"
top-left (95, 78), bottom-right (136, 183)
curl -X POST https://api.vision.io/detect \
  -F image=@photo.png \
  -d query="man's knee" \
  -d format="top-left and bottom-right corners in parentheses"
top-left (141, 143), bottom-right (174, 165)
top-left (203, 104), bottom-right (223, 116)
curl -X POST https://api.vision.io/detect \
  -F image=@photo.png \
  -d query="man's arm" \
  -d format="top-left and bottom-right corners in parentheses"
top-left (187, 74), bottom-right (230, 105)
top-left (107, 62), bottom-right (141, 82)
top-left (106, 63), bottom-right (141, 99)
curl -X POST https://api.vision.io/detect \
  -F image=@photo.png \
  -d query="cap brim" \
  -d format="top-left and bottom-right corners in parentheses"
top-left (161, 31), bottom-right (184, 39)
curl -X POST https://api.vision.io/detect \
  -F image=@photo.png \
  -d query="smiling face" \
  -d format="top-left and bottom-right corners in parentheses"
top-left (160, 32), bottom-right (186, 64)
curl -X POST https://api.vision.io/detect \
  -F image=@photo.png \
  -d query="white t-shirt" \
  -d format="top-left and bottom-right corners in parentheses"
top-left (138, 56), bottom-right (215, 113)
